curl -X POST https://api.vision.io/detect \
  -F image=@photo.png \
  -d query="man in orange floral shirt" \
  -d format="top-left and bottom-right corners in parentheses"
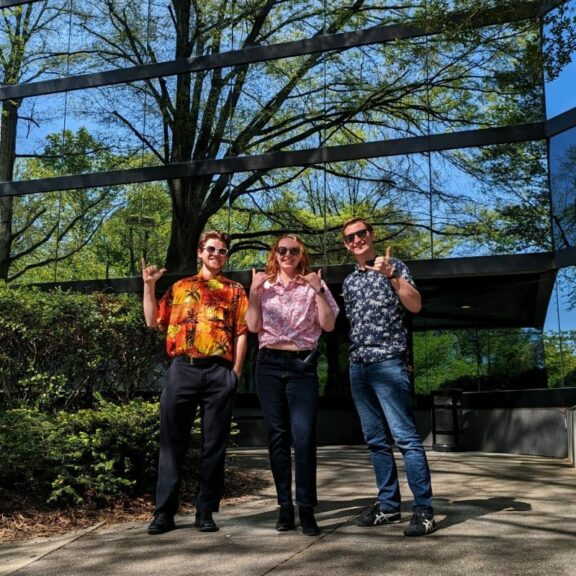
top-left (142, 231), bottom-right (248, 535)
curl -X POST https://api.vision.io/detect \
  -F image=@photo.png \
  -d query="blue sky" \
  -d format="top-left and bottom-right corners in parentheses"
top-left (544, 39), bottom-right (576, 331)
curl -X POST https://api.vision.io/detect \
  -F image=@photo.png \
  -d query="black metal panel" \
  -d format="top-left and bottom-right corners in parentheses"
top-left (25, 252), bottom-right (557, 331)
top-left (0, 0), bottom-right (43, 7)
top-left (546, 106), bottom-right (576, 137)
top-left (555, 246), bottom-right (576, 268)
top-left (0, 122), bottom-right (547, 197)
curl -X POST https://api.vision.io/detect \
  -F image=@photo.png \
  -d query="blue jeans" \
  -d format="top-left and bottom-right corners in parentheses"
top-left (350, 357), bottom-right (433, 515)
top-left (256, 349), bottom-right (319, 508)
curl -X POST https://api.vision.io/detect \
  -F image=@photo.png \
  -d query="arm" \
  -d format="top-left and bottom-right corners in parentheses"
top-left (315, 288), bottom-right (337, 332)
top-left (245, 269), bottom-right (267, 333)
top-left (303, 270), bottom-right (338, 332)
top-left (365, 248), bottom-right (422, 314)
top-left (232, 333), bottom-right (248, 377)
top-left (141, 258), bottom-right (166, 328)
top-left (388, 277), bottom-right (422, 314)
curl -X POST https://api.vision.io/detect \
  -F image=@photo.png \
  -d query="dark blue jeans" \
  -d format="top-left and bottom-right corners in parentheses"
top-left (255, 349), bottom-right (319, 508)
top-left (155, 357), bottom-right (237, 516)
top-left (350, 357), bottom-right (433, 515)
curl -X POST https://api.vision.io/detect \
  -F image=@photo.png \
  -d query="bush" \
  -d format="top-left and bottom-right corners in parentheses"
top-left (0, 285), bottom-right (247, 513)
top-left (0, 399), bottom-right (162, 507)
top-left (0, 284), bottom-right (167, 411)
top-left (47, 398), bottom-right (162, 505)
top-left (0, 408), bottom-right (56, 498)
top-left (0, 399), bottom-right (245, 509)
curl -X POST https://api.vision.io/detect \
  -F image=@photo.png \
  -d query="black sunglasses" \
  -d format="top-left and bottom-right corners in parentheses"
top-left (204, 245), bottom-right (229, 256)
top-left (344, 228), bottom-right (369, 244)
top-left (276, 246), bottom-right (301, 256)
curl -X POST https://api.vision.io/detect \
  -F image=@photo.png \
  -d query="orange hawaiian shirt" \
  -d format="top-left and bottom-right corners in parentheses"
top-left (156, 272), bottom-right (248, 362)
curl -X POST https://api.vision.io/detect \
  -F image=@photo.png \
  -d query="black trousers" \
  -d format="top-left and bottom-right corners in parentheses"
top-left (154, 357), bottom-right (237, 515)
top-left (255, 349), bottom-right (319, 508)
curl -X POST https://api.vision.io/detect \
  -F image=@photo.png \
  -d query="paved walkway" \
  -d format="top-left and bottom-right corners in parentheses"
top-left (1, 447), bottom-right (575, 576)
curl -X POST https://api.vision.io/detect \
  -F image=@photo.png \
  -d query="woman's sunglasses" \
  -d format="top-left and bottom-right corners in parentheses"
top-left (204, 245), bottom-right (229, 256)
top-left (276, 246), bottom-right (301, 256)
top-left (344, 228), bottom-right (369, 244)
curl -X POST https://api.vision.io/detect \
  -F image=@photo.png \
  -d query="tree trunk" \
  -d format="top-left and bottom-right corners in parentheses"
top-left (0, 100), bottom-right (18, 281)
top-left (164, 177), bottom-right (211, 274)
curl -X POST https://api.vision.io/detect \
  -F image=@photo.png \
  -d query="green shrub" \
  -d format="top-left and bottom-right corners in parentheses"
top-left (47, 398), bottom-right (162, 505)
top-left (0, 408), bottom-right (56, 497)
top-left (0, 285), bottom-right (243, 510)
top-left (0, 400), bottom-right (241, 508)
top-left (0, 400), bottom-right (163, 507)
top-left (0, 284), bottom-right (167, 411)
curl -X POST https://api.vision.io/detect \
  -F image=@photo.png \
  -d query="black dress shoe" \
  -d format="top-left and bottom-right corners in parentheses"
top-left (148, 512), bottom-right (175, 535)
top-left (275, 504), bottom-right (296, 531)
top-left (195, 510), bottom-right (219, 532)
top-left (299, 506), bottom-right (321, 536)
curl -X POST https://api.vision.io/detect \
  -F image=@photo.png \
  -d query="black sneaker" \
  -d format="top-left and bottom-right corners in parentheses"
top-left (147, 512), bottom-right (175, 535)
top-left (195, 510), bottom-right (219, 532)
top-left (356, 503), bottom-right (401, 527)
top-left (275, 504), bottom-right (296, 531)
top-left (403, 512), bottom-right (437, 536)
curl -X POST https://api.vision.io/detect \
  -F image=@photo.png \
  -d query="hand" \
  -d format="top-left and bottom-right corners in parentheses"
top-left (365, 246), bottom-right (396, 278)
top-left (250, 268), bottom-right (268, 292)
top-left (302, 269), bottom-right (323, 292)
top-left (141, 257), bottom-right (166, 286)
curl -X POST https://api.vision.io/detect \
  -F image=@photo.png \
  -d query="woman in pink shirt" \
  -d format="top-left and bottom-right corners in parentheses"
top-left (246, 234), bottom-right (339, 536)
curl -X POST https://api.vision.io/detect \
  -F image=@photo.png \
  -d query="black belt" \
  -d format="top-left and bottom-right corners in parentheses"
top-left (174, 355), bottom-right (233, 370)
top-left (259, 347), bottom-right (313, 360)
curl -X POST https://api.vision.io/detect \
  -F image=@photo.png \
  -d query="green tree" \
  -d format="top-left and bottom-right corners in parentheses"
top-left (414, 328), bottom-right (546, 394)
top-left (9, 128), bottom-right (125, 283)
top-left (73, 0), bottom-right (562, 271)
top-left (544, 330), bottom-right (576, 388)
top-left (0, 2), bottom-right (74, 281)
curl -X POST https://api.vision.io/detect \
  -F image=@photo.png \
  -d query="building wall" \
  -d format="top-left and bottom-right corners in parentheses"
top-left (233, 395), bottom-right (575, 461)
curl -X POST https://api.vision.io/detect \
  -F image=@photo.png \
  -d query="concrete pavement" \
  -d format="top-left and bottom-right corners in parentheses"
top-left (1, 446), bottom-right (575, 576)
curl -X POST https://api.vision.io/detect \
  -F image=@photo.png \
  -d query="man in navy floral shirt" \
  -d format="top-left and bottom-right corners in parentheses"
top-left (342, 217), bottom-right (436, 537)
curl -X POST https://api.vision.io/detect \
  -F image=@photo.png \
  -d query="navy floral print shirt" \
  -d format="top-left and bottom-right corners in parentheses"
top-left (342, 258), bottom-right (416, 363)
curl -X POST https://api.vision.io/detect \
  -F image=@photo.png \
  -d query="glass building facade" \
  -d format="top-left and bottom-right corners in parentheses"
top-left (0, 0), bottom-right (575, 395)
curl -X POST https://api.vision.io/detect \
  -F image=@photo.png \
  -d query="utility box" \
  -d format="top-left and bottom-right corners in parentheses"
top-left (432, 389), bottom-right (464, 452)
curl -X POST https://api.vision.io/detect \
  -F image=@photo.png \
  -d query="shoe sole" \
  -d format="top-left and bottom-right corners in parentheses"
top-left (356, 518), bottom-right (402, 527)
top-left (404, 526), bottom-right (437, 537)
top-left (148, 526), bottom-right (175, 535)
top-left (197, 525), bottom-right (219, 532)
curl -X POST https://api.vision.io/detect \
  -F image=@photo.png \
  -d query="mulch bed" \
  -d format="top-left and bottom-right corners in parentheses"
top-left (0, 467), bottom-right (267, 542)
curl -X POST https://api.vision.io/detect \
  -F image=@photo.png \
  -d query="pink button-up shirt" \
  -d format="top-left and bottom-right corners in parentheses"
top-left (258, 275), bottom-right (340, 350)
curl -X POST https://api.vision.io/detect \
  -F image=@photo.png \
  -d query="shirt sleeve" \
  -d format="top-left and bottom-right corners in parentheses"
top-left (235, 286), bottom-right (249, 337)
top-left (320, 280), bottom-right (340, 318)
top-left (395, 259), bottom-right (416, 287)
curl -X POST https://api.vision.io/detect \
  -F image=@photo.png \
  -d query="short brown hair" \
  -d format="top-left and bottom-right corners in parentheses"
top-left (198, 230), bottom-right (231, 251)
top-left (341, 217), bottom-right (374, 237)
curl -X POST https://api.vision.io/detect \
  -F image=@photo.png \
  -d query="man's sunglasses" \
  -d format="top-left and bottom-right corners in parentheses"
top-left (276, 246), bottom-right (301, 256)
top-left (204, 245), bottom-right (229, 256)
top-left (344, 228), bottom-right (369, 244)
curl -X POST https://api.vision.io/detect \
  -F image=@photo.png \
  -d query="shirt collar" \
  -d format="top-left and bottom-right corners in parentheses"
top-left (197, 269), bottom-right (224, 282)
top-left (354, 257), bottom-right (377, 273)
top-left (271, 274), bottom-right (306, 287)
